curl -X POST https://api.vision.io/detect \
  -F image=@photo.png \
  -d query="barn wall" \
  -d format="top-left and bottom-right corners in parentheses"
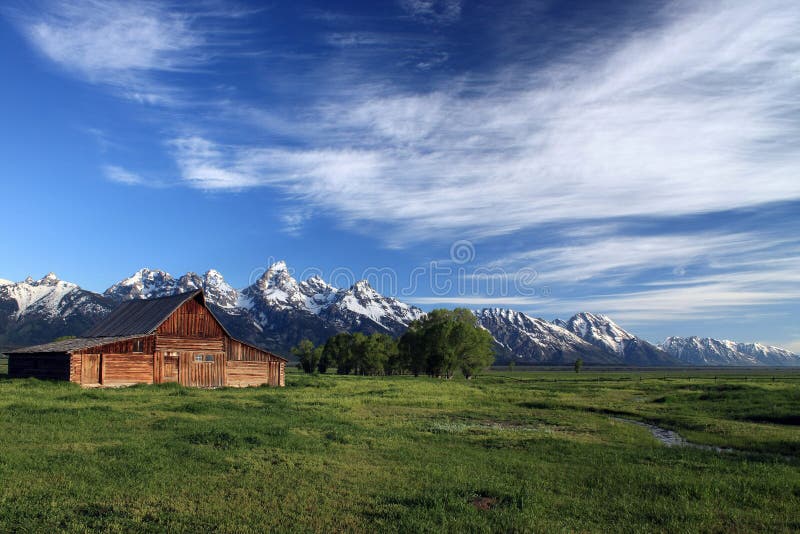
top-left (70, 354), bottom-right (82, 384)
top-left (226, 360), bottom-right (269, 387)
top-left (102, 354), bottom-right (154, 385)
top-left (228, 339), bottom-right (276, 361)
top-left (157, 337), bottom-right (225, 353)
top-left (225, 339), bottom-right (286, 387)
top-left (72, 336), bottom-right (156, 356)
top-left (156, 297), bottom-right (225, 338)
top-left (8, 353), bottom-right (71, 380)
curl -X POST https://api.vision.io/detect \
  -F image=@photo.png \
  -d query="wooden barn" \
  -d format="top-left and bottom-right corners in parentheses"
top-left (6, 290), bottom-right (286, 388)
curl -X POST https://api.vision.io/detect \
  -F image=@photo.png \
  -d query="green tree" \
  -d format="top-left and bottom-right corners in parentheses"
top-left (398, 323), bottom-right (426, 376)
top-left (400, 308), bottom-right (495, 379)
top-left (317, 346), bottom-right (332, 374)
top-left (323, 333), bottom-right (356, 374)
top-left (384, 334), bottom-right (406, 375)
top-left (574, 358), bottom-right (584, 374)
top-left (449, 308), bottom-right (495, 379)
top-left (292, 339), bottom-right (321, 374)
top-left (350, 332), bottom-right (368, 375)
top-left (365, 333), bottom-right (398, 375)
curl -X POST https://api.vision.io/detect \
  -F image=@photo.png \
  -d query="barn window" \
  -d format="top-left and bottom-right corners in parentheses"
top-left (132, 339), bottom-right (143, 353)
top-left (204, 355), bottom-right (215, 363)
top-left (194, 355), bottom-right (204, 362)
top-left (193, 354), bottom-right (215, 363)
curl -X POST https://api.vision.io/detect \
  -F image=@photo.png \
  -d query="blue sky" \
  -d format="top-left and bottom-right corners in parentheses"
top-left (1, 0), bottom-right (799, 350)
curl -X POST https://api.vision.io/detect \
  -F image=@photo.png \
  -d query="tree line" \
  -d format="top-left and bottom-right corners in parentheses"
top-left (291, 308), bottom-right (495, 379)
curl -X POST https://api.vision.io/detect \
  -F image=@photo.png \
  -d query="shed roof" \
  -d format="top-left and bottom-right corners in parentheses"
top-left (83, 290), bottom-right (226, 337)
top-left (7, 335), bottom-right (142, 354)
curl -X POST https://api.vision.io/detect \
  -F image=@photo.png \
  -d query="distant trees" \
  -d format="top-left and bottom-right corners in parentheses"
top-left (291, 308), bottom-right (495, 378)
top-left (574, 358), bottom-right (584, 374)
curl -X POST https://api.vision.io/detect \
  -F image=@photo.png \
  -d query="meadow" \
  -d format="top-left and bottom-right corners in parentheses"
top-left (0, 362), bottom-right (798, 532)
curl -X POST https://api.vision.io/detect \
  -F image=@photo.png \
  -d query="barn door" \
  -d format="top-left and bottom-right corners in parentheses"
top-left (186, 352), bottom-right (224, 387)
top-left (163, 352), bottom-right (179, 382)
top-left (81, 354), bottom-right (101, 385)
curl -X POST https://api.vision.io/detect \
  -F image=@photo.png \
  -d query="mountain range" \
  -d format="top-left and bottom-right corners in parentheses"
top-left (1, 263), bottom-right (798, 366)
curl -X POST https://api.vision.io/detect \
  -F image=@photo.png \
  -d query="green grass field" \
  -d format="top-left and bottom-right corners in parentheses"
top-left (0, 366), bottom-right (798, 532)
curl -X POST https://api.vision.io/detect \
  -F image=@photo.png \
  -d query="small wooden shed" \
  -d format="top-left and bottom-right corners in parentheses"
top-left (7, 290), bottom-right (286, 387)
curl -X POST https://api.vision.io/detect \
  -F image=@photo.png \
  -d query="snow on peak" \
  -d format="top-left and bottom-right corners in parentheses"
top-left (105, 268), bottom-right (176, 300)
top-left (298, 275), bottom-right (338, 312)
top-left (477, 307), bottom-right (574, 334)
top-left (41, 272), bottom-right (59, 283)
top-left (257, 261), bottom-right (296, 288)
top-left (564, 312), bottom-right (635, 355)
top-left (200, 269), bottom-right (238, 309)
top-left (246, 261), bottom-right (310, 311)
top-left (0, 278), bottom-right (12, 286)
top-left (660, 336), bottom-right (800, 366)
top-left (268, 260), bottom-right (289, 273)
top-left (204, 269), bottom-right (224, 281)
top-left (350, 279), bottom-right (379, 296)
top-left (333, 280), bottom-right (423, 327)
top-left (474, 307), bottom-right (607, 360)
top-left (1, 273), bottom-right (82, 319)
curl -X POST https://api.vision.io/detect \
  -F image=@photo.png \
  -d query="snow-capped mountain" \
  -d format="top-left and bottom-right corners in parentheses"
top-left (475, 308), bottom-right (615, 364)
top-left (737, 342), bottom-right (800, 366)
top-left (104, 268), bottom-right (178, 301)
top-left (0, 272), bottom-right (111, 320)
top-left (2, 265), bottom-right (797, 366)
top-left (0, 274), bottom-right (112, 349)
top-left (322, 280), bottom-right (425, 334)
top-left (557, 312), bottom-right (676, 365)
top-left (240, 262), bottom-right (425, 348)
top-left (0, 261), bottom-right (424, 354)
top-left (104, 268), bottom-right (239, 308)
top-left (195, 270), bottom-right (239, 309)
top-left (660, 336), bottom-right (800, 366)
top-left (240, 261), bottom-right (338, 314)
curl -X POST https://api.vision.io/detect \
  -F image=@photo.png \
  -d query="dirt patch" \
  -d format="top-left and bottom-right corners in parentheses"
top-left (471, 495), bottom-right (498, 511)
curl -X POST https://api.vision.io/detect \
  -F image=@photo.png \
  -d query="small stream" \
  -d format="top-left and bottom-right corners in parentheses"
top-left (612, 417), bottom-right (736, 453)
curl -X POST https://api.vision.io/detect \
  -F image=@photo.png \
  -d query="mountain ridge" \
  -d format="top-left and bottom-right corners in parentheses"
top-left (0, 265), bottom-right (798, 366)
top-left (659, 336), bottom-right (799, 366)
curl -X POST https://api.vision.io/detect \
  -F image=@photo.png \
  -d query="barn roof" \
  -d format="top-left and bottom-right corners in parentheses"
top-left (7, 335), bottom-right (142, 354)
top-left (84, 290), bottom-right (227, 337)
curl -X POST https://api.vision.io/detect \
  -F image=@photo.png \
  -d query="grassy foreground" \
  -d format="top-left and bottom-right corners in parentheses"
top-left (0, 367), bottom-right (798, 532)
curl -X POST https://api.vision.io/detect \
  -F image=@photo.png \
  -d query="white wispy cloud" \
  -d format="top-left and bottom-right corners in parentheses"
top-left (280, 211), bottom-right (312, 236)
top-left (103, 165), bottom-right (144, 185)
top-left (168, 136), bottom-right (384, 193)
top-left (559, 268), bottom-right (800, 323)
top-left (399, 0), bottom-right (462, 25)
top-left (165, 0), bottom-right (800, 243)
top-left (494, 232), bottom-right (797, 284)
top-left (11, 0), bottom-right (209, 103)
top-left (103, 164), bottom-right (166, 187)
